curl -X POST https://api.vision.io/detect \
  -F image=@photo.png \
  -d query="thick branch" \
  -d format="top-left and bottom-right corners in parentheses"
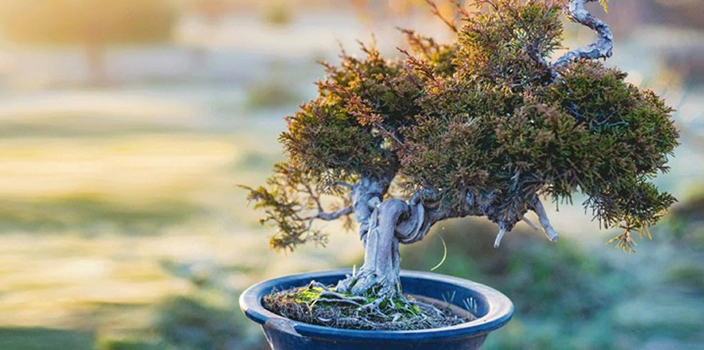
top-left (410, 188), bottom-right (440, 205)
top-left (553, 0), bottom-right (613, 68)
top-left (531, 198), bottom-right (560, 242)
top-left (351, 167), bottom-right (397, 240)
top-left (314, 206), bottom-right (353, 221)
top-left (493, 223), bottom-right (508, 248)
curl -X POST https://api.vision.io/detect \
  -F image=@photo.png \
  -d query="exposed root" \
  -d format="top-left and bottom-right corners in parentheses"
top-left (410, 299), bottom-right (445, 318)
top-left (337, 270), bottom-right (400, 299)
top-left (315, 298), bottom-right (362, 307)
top-left (357, 298), bottom-right (384, 313)
top-left (263, 283), bottom-right (471, 331)
top-left (319, 291), bottom-right (368, 304)
top-left (308, 281), bottom-right (331, 291)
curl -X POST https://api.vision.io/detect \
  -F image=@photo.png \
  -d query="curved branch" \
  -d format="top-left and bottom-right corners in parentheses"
top-left (493, 223), bottom-right (508, 248)
top-left (298, 180), bottom-right (354, 221)
top-left (410, 188), bottom-right (440, 205)
top-left (314, 206), bottom-right (354, 221)
top-left (553, 0), bottom-right (613, 68)
top-left (531, 198), bottom-right (560, 242)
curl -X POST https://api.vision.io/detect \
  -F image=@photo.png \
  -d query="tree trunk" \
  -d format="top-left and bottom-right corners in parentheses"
top-left (336, 199), bottom-right (407, 299)
top-left (332, 183), bottom-right (562, 299)
top-left (335, 193), bottom-right (441, 299)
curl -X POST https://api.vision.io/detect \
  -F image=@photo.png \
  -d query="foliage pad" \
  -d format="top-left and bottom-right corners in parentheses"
top-left (244, 0), bottom-right (679, 253)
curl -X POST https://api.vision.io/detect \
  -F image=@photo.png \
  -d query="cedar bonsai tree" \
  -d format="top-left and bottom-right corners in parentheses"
top-left (242, 0), bottom-right (679, 300)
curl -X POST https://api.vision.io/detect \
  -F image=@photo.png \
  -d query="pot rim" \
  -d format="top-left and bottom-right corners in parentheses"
top-left (239, 269), bottom-right (513, 342)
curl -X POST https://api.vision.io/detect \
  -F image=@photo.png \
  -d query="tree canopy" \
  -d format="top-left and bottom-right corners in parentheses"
top-left (244, 0), bottom-right (679, 253)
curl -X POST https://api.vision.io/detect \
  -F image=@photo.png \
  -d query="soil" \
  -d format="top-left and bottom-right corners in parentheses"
top-left (262, 281), bottom-right (476, 331)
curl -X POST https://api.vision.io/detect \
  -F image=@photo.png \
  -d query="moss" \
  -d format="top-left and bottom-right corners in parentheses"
top-left (264, 284), bottom-right (462, 330)
top-left (284, 286), bottom-right (416, 314)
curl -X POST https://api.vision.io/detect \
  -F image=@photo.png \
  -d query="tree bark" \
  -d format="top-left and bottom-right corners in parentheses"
top-left (553, 0), bottom-right (613, 67)
top-left (336, 183), bottom-right (448, 298)
top-left (334, 184), bottom-right (563, 298)
top-left (336, 199), bottom-right (406, 298)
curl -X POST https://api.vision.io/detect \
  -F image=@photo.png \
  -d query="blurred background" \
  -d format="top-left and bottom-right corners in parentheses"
top-left (0, 0), bottom-right (702, 349)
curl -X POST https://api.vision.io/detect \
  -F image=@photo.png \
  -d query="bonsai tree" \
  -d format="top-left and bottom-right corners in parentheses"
top-left (0, 0), bottom-right (178, 83)
top-left (243, 0), bottom-right (678, 306)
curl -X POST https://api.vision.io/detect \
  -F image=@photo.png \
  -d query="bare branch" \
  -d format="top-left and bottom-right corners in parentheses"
top-left (315, 206), bottom-right (354, 221)
top-left (532, 198), bottom-right (560, 242)
top-left (493, 223), bottom-right (508, 248)
top-left (554, 0), bottom-right (613, 67)
top-left (450, 0), bottom-right (469, 18)
top-left (410, 188), bottom-right (440, 205)
top-left (318, 290), bottom-right (368, 303)
top-left (522, 216), bottom-right (540, 231)
top-left (425, 0), bottom-right (457, 32)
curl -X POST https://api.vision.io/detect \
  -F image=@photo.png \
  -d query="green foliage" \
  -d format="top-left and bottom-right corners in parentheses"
top-left (281, 43), bottom-right (422, 180)
top-left (401, 194), bottom-right (704, 349)
top-left (245, 0), bottom-right (679, 251)
top-left (400, 29), bottom-right (457, 77)
top-left (455, 0), bottom-right (562, 85)
top-left (240, 163), bottom-right (352, 250)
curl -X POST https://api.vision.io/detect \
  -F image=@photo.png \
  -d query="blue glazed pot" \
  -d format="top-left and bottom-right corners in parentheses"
top-left (240, 269), bottom-right (513, 350)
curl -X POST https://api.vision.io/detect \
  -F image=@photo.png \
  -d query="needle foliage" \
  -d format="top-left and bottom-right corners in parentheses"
top-left (244, 0), bottom-right (679, 253)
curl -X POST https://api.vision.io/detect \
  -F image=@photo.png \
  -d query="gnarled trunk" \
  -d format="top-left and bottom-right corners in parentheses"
top-left (336, 192), bottom-right (442, 299)
top-left (334, 183), bottom-right (561, 299)
top-left (336, 199), bottom-right (406, 298)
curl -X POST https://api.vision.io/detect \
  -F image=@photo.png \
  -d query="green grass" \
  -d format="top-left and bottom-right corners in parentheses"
top-left (0, 328), bottom-right (95, 350)
top-left (0, 195), bottom-right (200, 234)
